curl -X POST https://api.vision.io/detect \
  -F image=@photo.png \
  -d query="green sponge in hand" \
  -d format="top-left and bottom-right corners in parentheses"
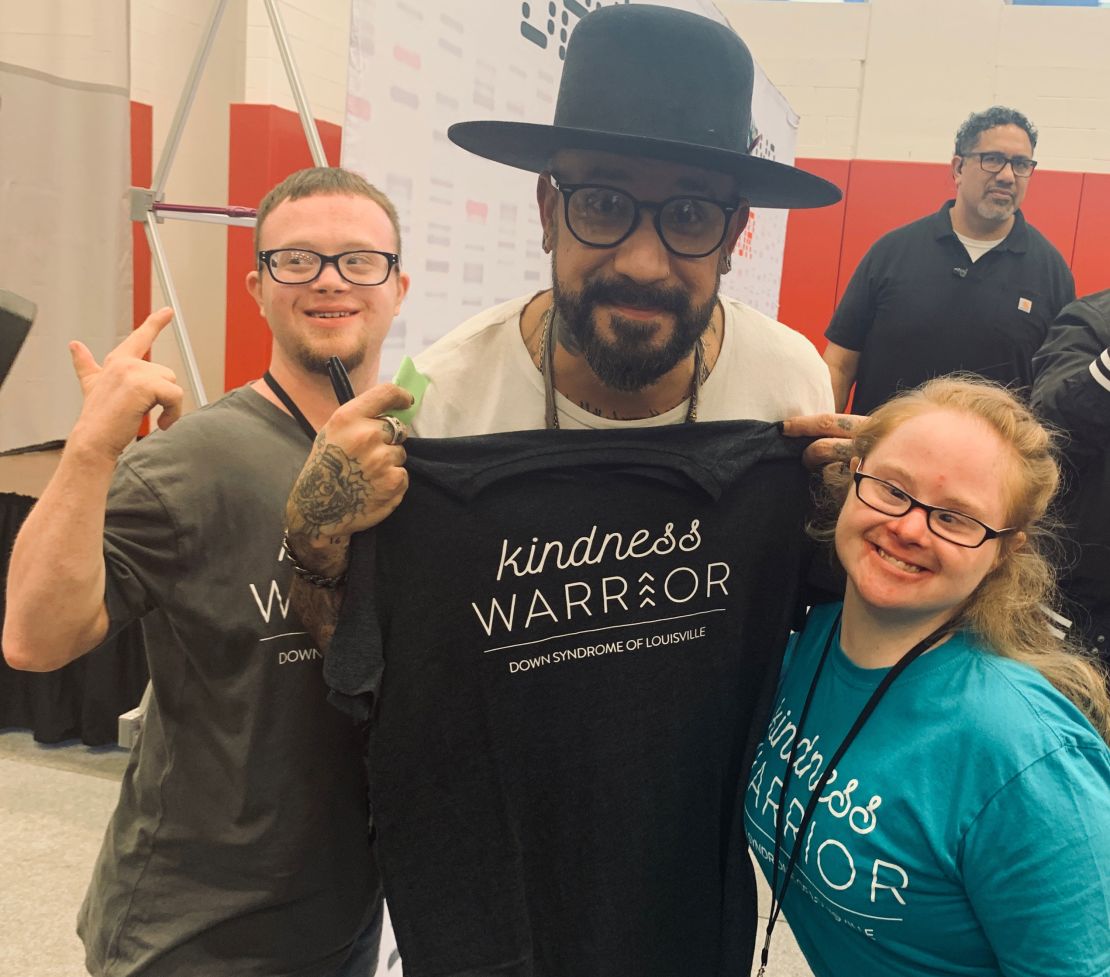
top-left (388, 356), bottom-right (429, 425)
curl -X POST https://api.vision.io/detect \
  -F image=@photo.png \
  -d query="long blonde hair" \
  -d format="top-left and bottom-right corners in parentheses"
top-left (817, 376), bottom-right (1110, 740)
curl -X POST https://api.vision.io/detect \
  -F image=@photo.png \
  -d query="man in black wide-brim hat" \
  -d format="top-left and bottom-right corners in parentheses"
top-left (285, 4), bottom-right (847, 974)
top-left (407, 2), bottom-right (843, 436)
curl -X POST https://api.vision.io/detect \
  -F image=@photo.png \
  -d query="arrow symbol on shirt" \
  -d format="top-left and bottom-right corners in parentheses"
top-left (640, 597), bottom-right (656, 608)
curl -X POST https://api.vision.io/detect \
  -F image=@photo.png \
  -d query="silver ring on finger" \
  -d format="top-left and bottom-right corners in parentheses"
top-left (376, 414), bottom-right (406, 445)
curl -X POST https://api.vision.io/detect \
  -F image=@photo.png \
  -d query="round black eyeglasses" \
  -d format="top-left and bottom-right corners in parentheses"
top-left (853, 468), bottom-right (1016, 548)
top-left (258, 249), bottom-right (399, 286)
top-left (548, 174), bottom-right (749, 259)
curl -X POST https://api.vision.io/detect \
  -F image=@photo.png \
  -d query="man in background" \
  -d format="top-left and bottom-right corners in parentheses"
top-left (3, 167), bottom-right (410, 977)
top-left (824, 105), bottom-right (1074, 414)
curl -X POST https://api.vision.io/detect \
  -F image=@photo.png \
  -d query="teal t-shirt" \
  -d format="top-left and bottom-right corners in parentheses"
top-left (745, 602), bottom-right (1110, 977)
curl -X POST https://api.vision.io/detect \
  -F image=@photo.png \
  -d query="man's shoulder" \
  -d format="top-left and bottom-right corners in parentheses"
top-left (847, 209), bottom-right (943, 273)
top-left (720, 295), bottom-right (822, 360)
top-left (877, 209), bottom-right (941, 247)
top-left (410, 294), bottom-right (545, 436)
top-left (414, 294), bottom-right (531, 372)
top-left (1016, 214), bottom-right (1066, 256)
top-left (121, 387), bottom-right (287, 472)
top-left (715, 297), bottom-right (834, 416)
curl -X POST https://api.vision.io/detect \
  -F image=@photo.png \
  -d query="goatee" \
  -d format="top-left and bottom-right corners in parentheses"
top-left (294, 343), bottom-right (366, 377)
top-left (552, 271), bottom-right (717, 392)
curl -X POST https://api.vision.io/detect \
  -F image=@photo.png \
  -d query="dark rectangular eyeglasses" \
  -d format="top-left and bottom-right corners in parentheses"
top-left (963, 152), bottom-right (1038, 178)
top-left (258, 248), bottom-right (399, 286)
top-left (853, 467), bottom-right (1016, 548)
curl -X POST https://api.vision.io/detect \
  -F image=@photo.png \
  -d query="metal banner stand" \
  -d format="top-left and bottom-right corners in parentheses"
top-left (118, 0), bottom-right (329, 747)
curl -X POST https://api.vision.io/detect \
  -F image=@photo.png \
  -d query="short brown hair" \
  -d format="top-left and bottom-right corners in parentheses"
top-left (253, 167), bottom-right (403, 259)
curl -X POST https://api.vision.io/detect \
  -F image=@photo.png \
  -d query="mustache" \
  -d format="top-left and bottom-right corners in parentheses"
top-left (577, 277), bottom-right (691, 317)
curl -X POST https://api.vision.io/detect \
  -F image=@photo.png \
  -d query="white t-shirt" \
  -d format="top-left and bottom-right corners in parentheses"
top-left (955, 230), bottom-right (1005, 263)
top-left (411, 293), bottom-right (834, 437)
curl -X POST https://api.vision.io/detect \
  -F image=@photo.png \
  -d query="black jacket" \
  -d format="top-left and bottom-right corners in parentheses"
top-left (1032, 289), bottom-right (1110, 639)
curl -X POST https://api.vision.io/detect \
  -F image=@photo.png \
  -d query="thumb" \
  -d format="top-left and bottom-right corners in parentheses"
top-left (69, 341), bottom-right (100, 383)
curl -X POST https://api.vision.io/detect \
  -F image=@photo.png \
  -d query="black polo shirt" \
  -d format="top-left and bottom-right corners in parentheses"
top-left (826, 200), bottom-right (1075, 415)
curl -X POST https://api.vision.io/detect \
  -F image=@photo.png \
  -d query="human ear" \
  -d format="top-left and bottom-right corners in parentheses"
top-left (993, 530), bottom-right (1026, 570)
top-left (536, 173), bottom-right (558, 252)
top-left (245, 269), bottom-right (264, 313)
top-left (720, 204), bottom-right (750, 263)
top-left (393, 269), bottom-right (411, 314)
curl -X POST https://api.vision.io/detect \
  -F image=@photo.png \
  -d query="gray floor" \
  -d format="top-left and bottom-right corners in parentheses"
top-left (0, 729), bottom-right (812, 977)
top-left (0, 730), bottom-right (128, 977)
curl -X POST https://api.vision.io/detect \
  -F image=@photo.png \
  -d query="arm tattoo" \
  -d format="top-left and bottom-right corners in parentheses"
top-left (292, 436), bottom-right (369, 538)
top-left (290, 574), bottom-right (343, 654)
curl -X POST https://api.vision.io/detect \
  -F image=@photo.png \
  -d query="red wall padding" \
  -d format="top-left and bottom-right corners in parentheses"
top-left (131, 103), bottom-right (152, 329)
top-left (777, 158), bottom-right (850, 351)
top-left (131, 102), bottom-right (153, 435)
top-left (225, 104), bottom-right (342, 391)
top-left (1072, 173), bottom-right (1110, 298)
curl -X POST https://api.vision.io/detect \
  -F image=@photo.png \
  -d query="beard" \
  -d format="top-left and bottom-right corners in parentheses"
top-left (974, 187), bottom-right (1018, 224)
top-left (551, 265), bottom-right (718, 393)
top-left (291, 337), bottom-right (367, 377)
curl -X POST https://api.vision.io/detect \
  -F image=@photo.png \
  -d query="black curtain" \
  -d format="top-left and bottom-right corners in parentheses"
top-left (0, 492), bottom-right (148, 746)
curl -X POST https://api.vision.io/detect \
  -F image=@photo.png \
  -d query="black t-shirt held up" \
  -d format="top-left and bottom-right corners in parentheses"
top-left (326, 421), bottom-right (811, 977)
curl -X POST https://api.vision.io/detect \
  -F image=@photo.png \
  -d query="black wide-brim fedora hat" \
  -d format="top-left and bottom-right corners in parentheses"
top-left (448, 4), bottom-right (841, 210)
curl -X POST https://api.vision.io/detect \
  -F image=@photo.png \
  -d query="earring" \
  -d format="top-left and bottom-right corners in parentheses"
top-left (719, 251), bottom-right (732, 274)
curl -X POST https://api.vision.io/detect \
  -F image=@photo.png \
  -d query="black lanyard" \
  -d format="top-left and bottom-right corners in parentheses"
top-left (757, 611), bottom-right (953, 976)
top-left (263, 371), bottom-right (316, 443)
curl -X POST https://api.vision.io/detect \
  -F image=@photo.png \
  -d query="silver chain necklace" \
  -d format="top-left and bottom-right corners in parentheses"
top-left (538, 307), bottom-right (703, 430)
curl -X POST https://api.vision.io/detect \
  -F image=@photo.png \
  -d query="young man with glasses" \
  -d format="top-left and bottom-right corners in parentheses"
top-left (823, 105), bottom-right (1075, 415)
top-left (3, 167), bottom-right (411, 977)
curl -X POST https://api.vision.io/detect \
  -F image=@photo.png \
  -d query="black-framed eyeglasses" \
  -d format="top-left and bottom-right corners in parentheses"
top-left (962, 152), bottom-right (1038, 178)
top-left (547, 174), bottom-right (749, 259)
top-left (852, 467), bottom-right (1016, 548)
top-left (258, 248), bottom-right (399, 286)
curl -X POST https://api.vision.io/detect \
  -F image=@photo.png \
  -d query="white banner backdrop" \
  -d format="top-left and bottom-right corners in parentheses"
top-left (0, 3), bottom-right (131, 453)
top-left (343, 0), bottom-right (800, 382)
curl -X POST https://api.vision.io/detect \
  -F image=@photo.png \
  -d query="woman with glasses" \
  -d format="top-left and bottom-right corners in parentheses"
top-left (744, 376), bottom-right (1110, 977)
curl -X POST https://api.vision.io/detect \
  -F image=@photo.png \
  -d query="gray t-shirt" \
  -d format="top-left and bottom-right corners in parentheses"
top-left (78, 387), bottom-right (378, 977)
